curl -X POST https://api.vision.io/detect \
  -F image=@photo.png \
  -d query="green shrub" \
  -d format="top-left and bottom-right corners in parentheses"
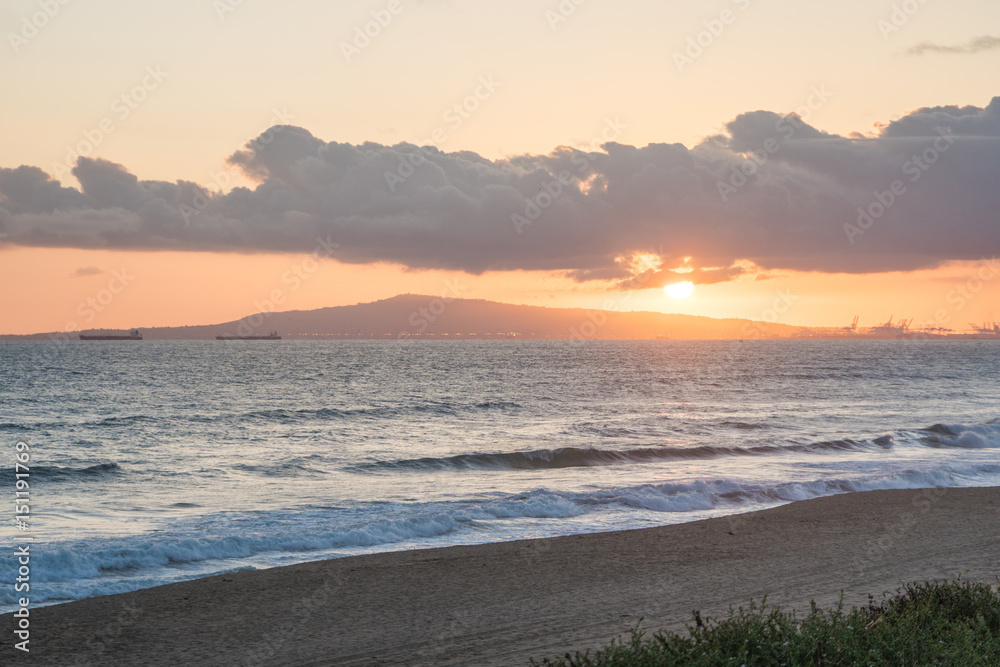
top-left (532, 580), bottom-right (1000, 666)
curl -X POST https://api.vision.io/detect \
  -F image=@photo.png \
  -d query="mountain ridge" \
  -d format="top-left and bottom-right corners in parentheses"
top-left (1, 294), bottom-right (798, 340)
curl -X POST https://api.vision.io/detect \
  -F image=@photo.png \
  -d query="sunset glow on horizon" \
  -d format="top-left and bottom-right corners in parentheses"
top-left (2, 0), bottom-right (999, 336)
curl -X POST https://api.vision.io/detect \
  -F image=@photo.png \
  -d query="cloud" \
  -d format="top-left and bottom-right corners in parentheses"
top-left (878, 98), bottom-right (1000, 137)
top-left (72, 266), bottom-right (104, 277)
top-left (907, 35), bottom-right (1000, 56)
top-left (2, 96), bottom-right (1000, 289)
top-left (617, 266), bottom-right (746, 290)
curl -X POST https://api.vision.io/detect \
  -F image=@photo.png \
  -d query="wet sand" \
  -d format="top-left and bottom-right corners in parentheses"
top-left (4, 487), bottom-right (998, 666)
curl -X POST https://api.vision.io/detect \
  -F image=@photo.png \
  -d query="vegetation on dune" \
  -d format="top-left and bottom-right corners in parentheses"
top-left (532, 580), bottom-right (1000, 666)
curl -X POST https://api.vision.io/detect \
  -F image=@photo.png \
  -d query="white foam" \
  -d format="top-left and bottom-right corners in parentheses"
top-left (920, 423), bottom-right (1000, 448)
top-left (5, 461), bottom-right (1000, 611)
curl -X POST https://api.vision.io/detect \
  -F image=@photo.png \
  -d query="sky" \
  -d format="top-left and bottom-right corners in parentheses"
top-left (1, 0), bottom-right (999, 335)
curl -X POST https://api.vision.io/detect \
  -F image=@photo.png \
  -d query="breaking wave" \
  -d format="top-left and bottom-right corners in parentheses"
top-left (917, 422), bottom-right (1000, 449)
top-left (349, 422), bottom-right (1000, 473)
top-left (350, 439), bottom-right (893, 472)
top-left (0, 462), bottom-right (122, 483)
top-left (4, 462), bottom-right (999, 607)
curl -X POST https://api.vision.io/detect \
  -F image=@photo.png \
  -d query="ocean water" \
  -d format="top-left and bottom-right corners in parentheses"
top-left (1, 339), bottom-right (999, 611)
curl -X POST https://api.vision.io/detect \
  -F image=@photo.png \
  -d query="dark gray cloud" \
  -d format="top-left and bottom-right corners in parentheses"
top-left (1, 96), bottom-right (999, 287)
top-left (907, 35), bottom-right (1000, 56)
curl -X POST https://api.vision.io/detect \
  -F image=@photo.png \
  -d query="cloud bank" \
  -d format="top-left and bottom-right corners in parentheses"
top-left (1, 96), bottom-right (999, 287)
top-left (907, 36), bottom-right (1000, 55)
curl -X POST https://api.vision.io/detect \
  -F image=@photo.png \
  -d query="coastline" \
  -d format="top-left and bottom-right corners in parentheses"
top-left (4, 487), bottom-right (998, 666)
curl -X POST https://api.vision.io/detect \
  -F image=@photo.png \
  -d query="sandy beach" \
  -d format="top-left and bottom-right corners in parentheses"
top-left (4, 487), bottom-right (998, 666)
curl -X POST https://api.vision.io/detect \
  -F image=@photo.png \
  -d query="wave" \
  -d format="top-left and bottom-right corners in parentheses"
top-left (1, 401), bottom-right (526, 432)
top-left (718, 420), bottom-right (772, 430)
top-left (0, 461), bottom-right (122, 483)
top-left (350, 422), bottom-right (998, 473)
top-left (6, 462), bottom-right (999, 604)
top-left (917, 423), bottom-right (1000, 449)
top-left (0, 422), bottom-right (32, 432)
top-left (0, 492), bottom-right (582, 591)
top-left (241, 400), bottom-right (523, 423)
top-left (535, 464), bottom-right (1000, 515)
top-left (349, 438), bottom-right (894, 473)
top-left (93, 415), bottom-right (159, 427)
top-left (232, 462), bottom-right (329, 477)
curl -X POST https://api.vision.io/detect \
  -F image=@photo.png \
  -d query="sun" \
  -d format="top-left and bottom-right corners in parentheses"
top-left (664, 281), bottom-right (695, 300)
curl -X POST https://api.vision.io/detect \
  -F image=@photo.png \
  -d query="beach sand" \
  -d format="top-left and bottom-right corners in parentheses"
top-left (4, 487), bottom-right (998, 666)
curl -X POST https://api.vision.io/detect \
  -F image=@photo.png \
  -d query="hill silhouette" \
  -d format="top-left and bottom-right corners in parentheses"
top-left (4, 294), bottom-right (798, 340)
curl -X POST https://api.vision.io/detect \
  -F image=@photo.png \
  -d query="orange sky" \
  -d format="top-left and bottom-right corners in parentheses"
top-left (2, 0), bottom-right (998, 335)
top-left (2, 247), bottom-right (997, 335)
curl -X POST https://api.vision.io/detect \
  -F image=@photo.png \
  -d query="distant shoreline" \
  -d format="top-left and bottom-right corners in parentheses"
top-left (4, 334), bottom-right (1000, 341)
top-left (5, 487), bottom-right (998, 666)
top-left (6, 294), bottom-right (995, 340)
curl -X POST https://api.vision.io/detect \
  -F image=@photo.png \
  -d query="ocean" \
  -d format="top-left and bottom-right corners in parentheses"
top-left (2, 339), bottom-right (999, 612)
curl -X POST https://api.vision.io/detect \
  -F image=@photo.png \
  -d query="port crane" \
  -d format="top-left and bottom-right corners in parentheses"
top-left (969, 322), bottom-right (1000, 335)
top-left (870, 316), bottom-right (911, 335)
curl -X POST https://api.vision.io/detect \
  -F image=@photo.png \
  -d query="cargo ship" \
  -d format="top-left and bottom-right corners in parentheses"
top-left (80, 329), bottom-right (143, 341)
top-left (215, 331), bottom-right (282, 340)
